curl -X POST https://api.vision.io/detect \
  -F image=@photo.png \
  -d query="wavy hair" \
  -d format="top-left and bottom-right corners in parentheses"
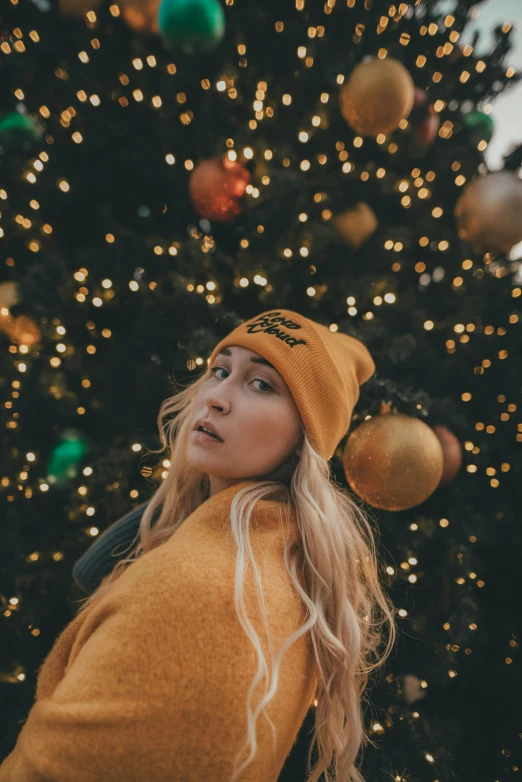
top-left (74, 365), bottom-right (398, 782)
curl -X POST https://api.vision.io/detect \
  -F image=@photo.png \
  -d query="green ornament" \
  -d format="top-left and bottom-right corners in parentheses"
top-left (463, 111), bottom-right (494, 142)
top-left (0, 112), bottom-right (43, 154)
top-left (47, 429), bottom-right (90, 488)
top-left (158, 0), bottom-right (225, 54)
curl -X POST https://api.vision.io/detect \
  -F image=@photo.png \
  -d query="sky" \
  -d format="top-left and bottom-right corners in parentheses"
top-left (460, 0), bottom-right (522, 170)
top-left (432, 0), bottom-right (522, 260)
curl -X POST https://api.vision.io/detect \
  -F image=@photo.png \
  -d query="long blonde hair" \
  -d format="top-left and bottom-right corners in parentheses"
top-left (75, 366), bottom-right (398, 781)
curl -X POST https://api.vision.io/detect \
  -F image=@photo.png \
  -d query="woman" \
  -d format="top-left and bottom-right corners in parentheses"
top-left (0, 309), bottom-right (397, 782)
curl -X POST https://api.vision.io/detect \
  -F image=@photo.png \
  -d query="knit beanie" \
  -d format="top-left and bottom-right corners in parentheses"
top-left (208, 309), bottom-right (376, 462)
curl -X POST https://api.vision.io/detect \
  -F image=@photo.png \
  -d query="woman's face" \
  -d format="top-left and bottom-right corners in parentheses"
top-left (187, 345), bottom-right (303, 496)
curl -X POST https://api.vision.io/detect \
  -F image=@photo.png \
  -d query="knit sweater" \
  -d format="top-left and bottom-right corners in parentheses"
top-left (0, 480), bottom-right (319, 781)
top-left (71, 499), bottom-right (162, 594)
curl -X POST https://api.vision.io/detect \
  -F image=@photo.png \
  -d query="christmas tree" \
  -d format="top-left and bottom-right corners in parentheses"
top-left (1, 0), bottom-right (521, 779)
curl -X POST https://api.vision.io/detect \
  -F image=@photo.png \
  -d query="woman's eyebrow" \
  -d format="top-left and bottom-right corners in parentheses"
top-left (216, 349), bottom-right (280, 375)
top-left (249, 356), bottom-right (276, 369)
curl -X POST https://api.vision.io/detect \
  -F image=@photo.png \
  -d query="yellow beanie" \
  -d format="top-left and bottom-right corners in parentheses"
top-left (208, 309), bottom-right (376, 461)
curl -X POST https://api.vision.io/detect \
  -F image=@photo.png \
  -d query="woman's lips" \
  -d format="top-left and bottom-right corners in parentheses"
top-left (192, 430), bottom-right (224, 444)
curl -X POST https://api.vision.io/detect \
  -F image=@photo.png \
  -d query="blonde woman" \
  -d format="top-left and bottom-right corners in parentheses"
top-left (0, 309), bottom-right (397, 782)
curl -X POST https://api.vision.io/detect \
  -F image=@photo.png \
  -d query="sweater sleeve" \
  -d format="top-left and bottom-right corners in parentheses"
top-left (0, 550), bottom-right (261, 782)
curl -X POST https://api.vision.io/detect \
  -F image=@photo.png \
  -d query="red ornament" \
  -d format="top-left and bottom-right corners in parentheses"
top-left (189, 157), bottom-right (250, 222)
top-left (414, 87), bottom-right (427, 109)
top-left (417, 108), bottom-right (440, 145)
top-left (433, 425), bottom-right (463, 487)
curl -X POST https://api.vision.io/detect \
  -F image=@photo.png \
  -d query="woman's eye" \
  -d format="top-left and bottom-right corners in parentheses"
top-left (210, 366), bottom-right (227, 380)
top-left (252, 378), bottom-right (273, 393)
top-left (209, 366), bottom-right (273, 393)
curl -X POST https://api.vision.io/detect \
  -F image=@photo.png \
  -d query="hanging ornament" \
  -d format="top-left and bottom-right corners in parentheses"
top-left (5, 314), bottom-right (41, 346)
top-left (433, 425), bottom-right (463, 487)
top-left (0, 112), bottom-right (43, 154)
top-left (416, 107), bottom-right (440, 146)
top-left (409, 89), bottom-right (439, 157)
top-left (0, 280), bottom-right (20, 309)
top-left (413, 87), bottom-right (428, 109)
top-left (120, 0), bottom-right (160, 34)
top-left (401, 674), bottom-right (428, 705)
top-left (463, 110), bottom-right (494, 143)
top-left (0, 281), bottom-right (41, 345)
top-left (342, 412), bottom-right (443, 511)
top-left (455, 171), bottom-right (522, 254)
top-left (47, 429), bottom-right (91, 488)
top-left (189, 156), bottom-right (250, 222)
top-left (158, 0), bottom-right (225, 54)
top-left (339, 57), bottom-right (415, 137)
top-left (331, 202), bottom-right (378, 249)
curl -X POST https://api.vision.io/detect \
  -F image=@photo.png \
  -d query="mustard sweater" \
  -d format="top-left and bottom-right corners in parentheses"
top-left (0, 480), bottom-right (318, 781)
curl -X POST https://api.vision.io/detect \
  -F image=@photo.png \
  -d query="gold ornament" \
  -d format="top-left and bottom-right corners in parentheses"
top-left (339, 57), bottom-right (415, 137)
top-left (0, 281), bottom-right (20, 309)
top-left (331, 202), bottom-right (378, 249)
top-left (402, 674), bottom-right (428, 705)
top-left (454, 171), bottom-right (522, 254)
top-left (342, 412), bottom-right (443, 511)
top-left (7, 314), bottom-right (41, 346)
top-left (0, 281), bottom-right (40, 345)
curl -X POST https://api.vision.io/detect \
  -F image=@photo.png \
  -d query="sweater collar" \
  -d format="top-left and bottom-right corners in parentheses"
top-left (181, 479), bottom-right (298, 534)
top-left (206, 479), bottom-right (260, 504)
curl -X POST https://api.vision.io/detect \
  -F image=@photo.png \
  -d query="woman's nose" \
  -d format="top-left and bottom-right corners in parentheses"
top-left (205, 391), bottom-right (229, 410)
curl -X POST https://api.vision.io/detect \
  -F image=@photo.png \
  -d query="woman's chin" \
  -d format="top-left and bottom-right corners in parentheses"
top-left (187, 445), bottom-right (286, 481)
top-left (187, 447), bottom-right (233, 472)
